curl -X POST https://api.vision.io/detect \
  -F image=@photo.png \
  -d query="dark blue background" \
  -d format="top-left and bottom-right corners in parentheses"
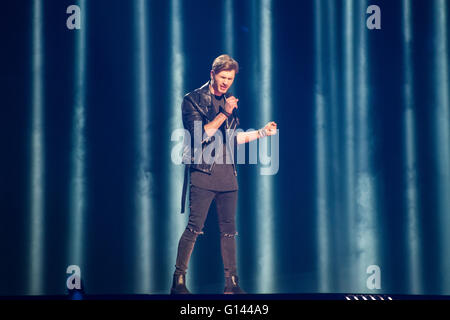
top-left (1, 0), bottom-right (449, 296)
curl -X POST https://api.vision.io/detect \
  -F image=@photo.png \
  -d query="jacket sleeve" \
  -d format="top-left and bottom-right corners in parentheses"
top-left (181, 95), bottom-right (207, 143)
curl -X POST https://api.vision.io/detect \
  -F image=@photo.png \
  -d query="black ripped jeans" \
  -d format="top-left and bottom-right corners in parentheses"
top-left (174, 184), bottom-right (238, 278)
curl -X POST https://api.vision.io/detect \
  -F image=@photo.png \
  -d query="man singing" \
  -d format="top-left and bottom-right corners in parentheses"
top-left (171, 54), bottom-right (277, 294)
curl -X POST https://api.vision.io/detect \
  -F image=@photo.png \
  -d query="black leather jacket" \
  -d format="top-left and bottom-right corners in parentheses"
top-left (181, 81), bottom-right (239, 176)
top-left (180, 81), bottom-right (239, 213)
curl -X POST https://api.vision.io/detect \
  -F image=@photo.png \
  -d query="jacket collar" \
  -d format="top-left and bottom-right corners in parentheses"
top-left (196, 81), bottom-right (213, 108)
top-left (195, 81), bottom-right (234, 128)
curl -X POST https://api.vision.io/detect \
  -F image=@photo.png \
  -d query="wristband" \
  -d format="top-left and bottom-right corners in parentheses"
top-left (220, 107), bottom-right (232, 118)
top-left (258, 128), bottom-right (268, 138)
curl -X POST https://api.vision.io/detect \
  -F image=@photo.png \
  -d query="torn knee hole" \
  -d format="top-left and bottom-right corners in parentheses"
top-left (222, 232), bottom-right (238, 238)
top-left (187, 227), bottom-right (204, 235)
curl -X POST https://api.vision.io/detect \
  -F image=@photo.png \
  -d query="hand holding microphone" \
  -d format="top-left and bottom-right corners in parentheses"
top-left (224, 95), bottom-right (238, 115)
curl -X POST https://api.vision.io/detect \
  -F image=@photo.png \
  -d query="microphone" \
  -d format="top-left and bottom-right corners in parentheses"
top-left (225, 91), bottom-right (240, 126)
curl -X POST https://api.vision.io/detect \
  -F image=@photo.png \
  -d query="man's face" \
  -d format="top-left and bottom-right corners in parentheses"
top-left (211, 69), bottom-right (236, 95)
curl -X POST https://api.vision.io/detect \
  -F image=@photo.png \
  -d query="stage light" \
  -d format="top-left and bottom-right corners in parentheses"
top-left (402, 0), bottom-right (422, 294)
top-left (342, 0), bottom-right (357, 291)
top-left (341, 0), bottom-right (381, 292)
top-left (353, 0), bottom-right (380, 292)
top-left (254, 0), bottom-right (275, 293)
top-left (133, 0), bottom-right (153, 293)
top-left (313, 0), bottom-right (331, 292)
top-left (68, 0), bottom-right (87, 277)
top-left (167, 0), bottom-right (188, 287)
top-left (28, 0), bottom-right (45, 295)
top-left (433, 0), bottom-right (450, 293)
top-left (224, 0), bottom-right (234, 54)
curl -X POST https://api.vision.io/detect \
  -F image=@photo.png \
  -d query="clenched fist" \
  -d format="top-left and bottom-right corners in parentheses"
top-left (264, 121), bottom-right (277, 136)
top-left (224, 96), bottom-right (239, 114)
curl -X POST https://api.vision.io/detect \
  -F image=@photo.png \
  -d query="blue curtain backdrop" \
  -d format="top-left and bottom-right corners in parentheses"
top-left (1, 0), bottom-right (449, 295)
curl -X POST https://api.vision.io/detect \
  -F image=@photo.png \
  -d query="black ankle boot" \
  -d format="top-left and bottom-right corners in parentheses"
top-left (170, 274), bottom-right (191, 294)
top-left (224, 275), bottom-right (246, 294)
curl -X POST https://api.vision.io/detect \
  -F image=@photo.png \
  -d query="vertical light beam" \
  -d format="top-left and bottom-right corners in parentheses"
top-left (402, 0), bottom-right (422, 294)
top-left (167, 0), bottom-right (187, 287)
top-left (224, 0), bottom-right (234, 54)
top-left (342, 0), bottom-right (357, 291)
top-left (313, 0), bottom-right (331, 292)
top-left (326, 0), bottom-right (340, 291)
top-left (68, 0), bottom-right (87, 275)
top-left (434, 0), bottom-right (450, 294)
top-left (28, 0), bottom-right (45, 295)
top-left (133, 0), bottom-right (153, 293)
top-left (354, 0), bottom-right (379, 291)
top-left (255, 0), bottom-right (275, 293)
